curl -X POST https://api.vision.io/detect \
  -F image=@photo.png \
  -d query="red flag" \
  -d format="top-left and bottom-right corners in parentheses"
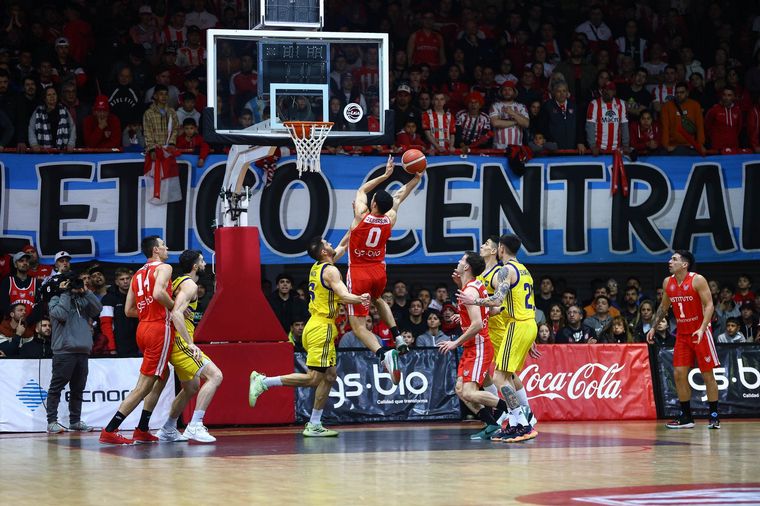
top-left (611, 150), bottom-right (629, 197)
top-left (144, 147), bottom-right (182, 205)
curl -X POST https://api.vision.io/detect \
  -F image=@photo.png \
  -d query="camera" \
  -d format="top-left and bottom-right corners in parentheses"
top-left (60, 271), bottom-right (85, 291)
top-left (41, 271), bottom-right (84, 301)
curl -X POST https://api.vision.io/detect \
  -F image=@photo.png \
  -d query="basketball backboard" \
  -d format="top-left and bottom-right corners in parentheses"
top-left (206, 29), bottom-right (392, 146)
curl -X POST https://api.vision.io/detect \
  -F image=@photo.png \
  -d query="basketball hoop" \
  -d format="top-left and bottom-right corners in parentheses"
top-left (283, 121), bottom-right (334, 175)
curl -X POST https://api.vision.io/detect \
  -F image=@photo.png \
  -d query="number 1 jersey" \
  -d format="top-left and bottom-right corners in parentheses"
top-left (666, 272), bottom-right (705, 336)
top-left (348, 213), bottom-right (392, 266)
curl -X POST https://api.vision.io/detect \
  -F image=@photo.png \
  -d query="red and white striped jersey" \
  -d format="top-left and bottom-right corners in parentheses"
top-left (586, 98), bottom-right (628, 150)
top-left (353, 66), bottom-right (379, 94)
top-left (455, 110), bottom-right (491, 146)
top-left (652, 83), bottom-right (676, 104)
top-left (422, 110), bottom-right (455, 149)
top-left (160, 26), bottom-right (186, 47)
top-left (489, 100), bottom-right (528, 148)
top-left (177, 46), bottom-right (206, 69)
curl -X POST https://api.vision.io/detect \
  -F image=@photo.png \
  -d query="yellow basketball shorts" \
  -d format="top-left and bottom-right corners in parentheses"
top-left (170, 335), bottom-right (211, 382)
top-left (488, 313), bottom-right (507, 356)
top-left (496, 319), bottom-right (537, 374)
top-left (303, 317), bottom-right (337, 369)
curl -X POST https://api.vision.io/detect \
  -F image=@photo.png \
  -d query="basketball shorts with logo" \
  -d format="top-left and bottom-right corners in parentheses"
top-left (303, 316), bottom-right (338, 369)
top-left (457, 338), bottom-right (494, 386)
top-left (136, 321), bottom-right (173, 379)
top-left (673, 326), bottom-right (719, 372)
top-left (346, 263), bottom-right (387, 317)
top-left (170, 335), bottom-right (211, 382)
top-left (497, 319), bottom-right (538, 373)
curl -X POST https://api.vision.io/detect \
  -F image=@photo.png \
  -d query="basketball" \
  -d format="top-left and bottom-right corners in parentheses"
top-left (402, 149), bottom-right (427, 174)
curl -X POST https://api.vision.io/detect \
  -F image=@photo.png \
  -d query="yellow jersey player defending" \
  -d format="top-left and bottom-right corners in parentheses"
top-left (248, 236), bottom-right (370, 437)
top-left (142, 250), bottom-right (224, 443)
top-left (458, 234), bottom-right (538, 443)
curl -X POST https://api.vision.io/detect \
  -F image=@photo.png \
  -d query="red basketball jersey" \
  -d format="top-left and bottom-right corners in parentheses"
top-left (666, 272), bottom-right (705, 335)
top-left (458, 279), bottom-right (489, 348)
top-left (348, 213), bottom-right (392, 266)
top-left (131, 261), bottom-right (172, 323)
top-left (9, 277), bottom-right (36, 310)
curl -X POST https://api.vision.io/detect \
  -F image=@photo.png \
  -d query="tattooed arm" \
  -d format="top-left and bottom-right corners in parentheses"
top-left (457, 264), bottom-right (515, 307)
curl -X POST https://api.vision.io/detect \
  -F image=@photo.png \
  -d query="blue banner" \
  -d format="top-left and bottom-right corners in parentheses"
top-left (0, 152), bottom-right (758, 264)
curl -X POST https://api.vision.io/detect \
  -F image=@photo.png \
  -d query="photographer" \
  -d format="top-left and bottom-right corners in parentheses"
top-left (45, 273), bottom-right (102, 434)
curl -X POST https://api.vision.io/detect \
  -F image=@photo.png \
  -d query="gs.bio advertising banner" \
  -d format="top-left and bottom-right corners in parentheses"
top-left (0, 153), bottom-right (759, 265)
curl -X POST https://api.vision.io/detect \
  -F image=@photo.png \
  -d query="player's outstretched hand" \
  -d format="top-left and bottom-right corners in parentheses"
top-left (360, 293), bottom-right (371, 308)
top-left (384, 154), bottom-right (394, 177)
top-left (451, 270), bottom-right (462, 288)
top-left (456, 289), bottom-right (476, 306)
top-left (437, 340), bottom-right (457, 354)
top-left (645, 328), bottom-right (655, 345)
top-left (450, 313), bottom-right (461, 325)
top-left (528, 342), bottom-right (542, 359)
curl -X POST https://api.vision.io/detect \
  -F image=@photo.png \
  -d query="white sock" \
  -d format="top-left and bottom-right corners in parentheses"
top-left (264, 376), bottom-right (283, 388)
top-left (496, 412), bottom-right (509, 426)
top-left (511, 406), bottom-right (528, 426)
top-left (515, 387), bottom-right (530, 409)
top-left (162, 417), bottom-right (178, 431)
top-left (190, 410), bottom-right (205, 424)
top-left (310, 409), bottom-right (323, 425)
top-left (484, 384), bottom-right (498, 396)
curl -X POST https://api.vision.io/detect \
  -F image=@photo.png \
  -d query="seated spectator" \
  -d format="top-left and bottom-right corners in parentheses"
top-left (632, 300), bottom-right (656, 342)
top-left (715, 284), bottom-right (741, 336)
top-left (437, 65), bottom-right (469, 114)
top-left (705, 86), bottom-right (742, 152)
top-left (534, 276), bottom-right (560, 314)
top-left (554, 39), bottom-right (595, 100)
top-left (0, 302), bottom-right (34, 344)
top-left (401, 329), bottom-right (416, 349)
top-left (177, 26), bottom-right (206, 74)
top-left (546, 302), bottom-right (566, 340)
top-left (528, 131), bottom-right (557, 155)
top-left (575, 5), bottom-right (612, 52)
top-left (160, 10), bottom-right (187, 49)
top-left (651, 65), bottom-right (678, 114)
top-left (495, 58), bottom-right (518, 85)
top-left (185, 0), bottom-right (219, 31)
top-left (390, 281), bottom-right (409, 321)
top-left (583, 295), bottom-right (614, 337)
top-left (660, 81), bottom-right (705, 155)
top-left (619, 286), bottom-right (641, 326)
top-left (619, 67), bottom-right (652, 121)
top-left (455, 92), bottom-right (492, 153)
top-left (60, 82), bottom-right (89, 145)
top-left (399, 298), bottom-right (428, 337)
top-left (490, 81), bottom-right (529, 150)
top-left (19, 317), bottom-right (52, 359)
top-left (287, 319), bottom-right (305, 352)
top-left (23, 244), bottom-right (52, 282)
top-left (440, 303), bottom-right (461, 338)
top-left (51, 37), bottom-right (87, 89)
top-left (108, 66), bottom-right (141, 129)
top-left (556, 304), bottom-right (598, 343)
top-left (83, 95), bottom-right (122, 149)
top-left (122, 121), bottom-right (145, 152)
top-left (144, 68), bottom-right (181, 109)
top-left (369, 305), bottom-right (392, 347)
top-left (629, 109), bottom-right (661, 152)
top-left (29, 87), bottom-right (76, 151)
top-left (649, 317), bottom-right (675, 347)
top-left (734, 274), bottom-right (756, 304)
top-left (395, 118), bottom-right (426, 152)
top-left (416, 311), bottom-right (450, 346)
top-left (176, 118), bottom-right (209, 167)
top-left (516, 69), bottom-right (543, 107)
top-left (338, 317), bottom-right (382, 348)
top-left (422, 92), bottom-right (454, 153)
top-left (739, 302), bottom-right (759, 342)
top-left (583, 285), bottom-right (621, 318)
top-left (561, 288), bottom-right (578, 309)
top-left (177, 93), bottom-right (201, 127)
top-left (130, 5), bottom-right (159, 59)
top-left (536, 322), bottom-right (554, 344)
top-left (266, 273), bottom-right (307, 333)
top-left (717, 317), bottom-right (746, 343)
top-left (428, 284), bottom-right (449, 312)
top-left (689, 72), bottom-right (715, 112)
top-left (601, 315), bottom-right (633, 343)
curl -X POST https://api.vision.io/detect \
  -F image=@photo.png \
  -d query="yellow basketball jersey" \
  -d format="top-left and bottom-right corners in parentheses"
top-left (308, 262), bottom-right (337, 320)
top-left (172, 275), bottom-right (198, 339)
top-left (502, 259), bottom-right (535, 322)
top-left (478, 263), bottom-right (506, 331)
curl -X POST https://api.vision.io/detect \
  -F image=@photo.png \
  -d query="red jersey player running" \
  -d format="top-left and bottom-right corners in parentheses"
top-left (647, 250), bottom-right (720, 429)
top-left (438, 252), bottom-right (508, 440)
top-left (344, 155), bottom-right (422, 384)
top-left (100, 236), bottom-right (180, 444)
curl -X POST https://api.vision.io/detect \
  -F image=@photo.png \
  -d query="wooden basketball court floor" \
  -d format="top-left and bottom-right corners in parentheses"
top-left (3, 420), bottom-right (759, 505)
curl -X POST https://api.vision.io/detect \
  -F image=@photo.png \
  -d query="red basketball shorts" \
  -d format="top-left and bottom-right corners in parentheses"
top-left (673, 326), bottom-right (719, 372)
top-left (346, 263), bottom-right (386, 317)
top-left (136, 321), bottom-right (173, 378)
top-left (457, 338), bottom-right (494, 386)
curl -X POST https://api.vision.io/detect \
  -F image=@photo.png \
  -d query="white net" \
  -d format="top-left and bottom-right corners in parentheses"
top-left (283, 121), bottom-right (334, 176)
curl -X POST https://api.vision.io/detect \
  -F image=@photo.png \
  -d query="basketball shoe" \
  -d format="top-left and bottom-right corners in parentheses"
top-left (156, 426), bottom-right (190, 442)
top-left (708, 412), bottom-right (720, 430)
top-left (394, 335), bottom-right (409, 355)
top-left (99, 429), bottom-right (133, 445)
top-left (132, 428), bottom-right (159, 444)
top-left (665, 414), bottom-right (695, 429)
top-left (249, 371), bottom-right (268, 407)
top-left (303, 423), bottom-right (339, 437)
top-left (184, 422), bottom-right (216, 442)
top-left (470, 424), bottom-right (500, 440)
top-left (382, 349), bottom-right (401, 384)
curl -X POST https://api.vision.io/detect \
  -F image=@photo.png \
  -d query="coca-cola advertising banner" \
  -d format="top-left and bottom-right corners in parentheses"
top-left (655, 344), bottom-right (760, 417)
top-left (294, 349), bottom-right (460, 423)
top-left (520, 344), bottom-right (657, 421)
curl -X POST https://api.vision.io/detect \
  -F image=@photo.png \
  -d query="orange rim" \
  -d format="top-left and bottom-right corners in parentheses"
top-left (284, 121), bottom-right (334, 139)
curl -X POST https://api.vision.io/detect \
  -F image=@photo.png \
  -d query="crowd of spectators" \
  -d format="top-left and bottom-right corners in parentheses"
top-left (3, 1), bottom-right (760, 156)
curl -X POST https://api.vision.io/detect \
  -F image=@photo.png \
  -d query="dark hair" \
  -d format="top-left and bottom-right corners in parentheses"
top-left (723, 85), bottom-right (736, 94)
top-left (675, 81), bottom-right (689, 91)
top-left (640, 108), bottom-right (653, 118)
top-left (562, 287), bottom-right (577, 297)
top-left (464, 251), bottom-right (486, 276)
top-left (434, 283), bottom-right (448, 291)
top-left (373, 190), bottom-right (393, 214)
top-left (594, 294), bottom-right (611, 305)
top-left (182, 117), bottom-right (197, 127)
top-left (635, 66), bottom-right (649, 75)
top-left (726, 316), bottom-right (741, 326)
top-left (307, 236), bottom-right (324, 261)
top-left (665, 64), bottom-right (677, 72)
top-left (673, 249), bottom-right (695, 270)
top-left (178, 249), bottom-right (202, 274)
top-left (276, 272), bottom-right (293, 284)
top-left (499, 234), bottom-right (522, 255)
top-left (153, 83), bottom-right (169, 95)
top-left (539, 275), bottom-right (553, 284)
top-left (114, 267), bottom-right (132, 278)
top-left (625, 285), bottom-right (639, 294)
top-left (141, 235), bottom-right (161, 259)
top-left (9, 302), bottom-right (26, 314)
top-left (0, 69), bottom-right (9, 79)
top-left (720, 282), bottom-right (735, 293)
top-left (739, 273), bottom-right (753, 284)
top-left (409, 298), bottom-right (423, 307)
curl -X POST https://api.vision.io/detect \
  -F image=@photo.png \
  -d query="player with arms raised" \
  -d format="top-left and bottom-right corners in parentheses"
top-left (648, 250), bottom-right (720, 429)
top-left (344, 155), bottom-right (422, 384)
top-left (100, 236), bottom-right (175, 445)
top-left (248, 237), bottom-right (370, 436)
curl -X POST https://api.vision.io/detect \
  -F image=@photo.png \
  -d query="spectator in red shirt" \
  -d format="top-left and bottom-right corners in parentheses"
top-left (395, 119), bottom-right (427, 152)
top-left (629, 109), bottom-right (661, 152)
top-left (176, 118), bottom-right (209, 167)
top-left (704, 86), bottom-right (743, 152)
top-left (83, 95), bottom-right (122, 149)
top-left (734, 274), bottom-right (755, 305)
top-left (22, 245), bottom-right (53, 282)
top-left (747, 94), bottom-right (760, 153)
top-left (62, 4), bottom-right (94, 65)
